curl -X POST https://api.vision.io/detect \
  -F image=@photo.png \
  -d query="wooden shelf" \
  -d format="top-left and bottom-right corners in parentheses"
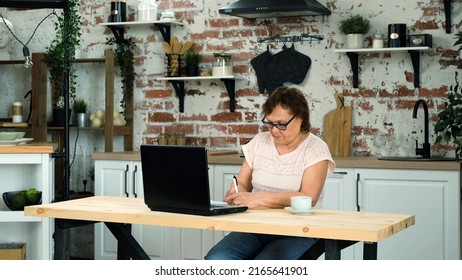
top-left (100, 20), bottom-right (184, 42)
top-left (156, 76), bottom-right (241, 113)
top-left (334, 47), bottom-right (431, 88)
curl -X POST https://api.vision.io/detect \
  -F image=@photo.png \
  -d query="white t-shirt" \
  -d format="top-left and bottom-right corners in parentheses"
top-left (242, 132), bottom-right (335, 208)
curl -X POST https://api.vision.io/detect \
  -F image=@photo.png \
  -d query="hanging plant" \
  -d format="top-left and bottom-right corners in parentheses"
top-left (44, 0), bottom-right (82, 109)
top-left (106, 36), bottom-right (136, 116)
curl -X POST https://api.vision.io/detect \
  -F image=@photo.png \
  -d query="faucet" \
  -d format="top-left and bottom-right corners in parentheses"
top-left (412, 99), bottom-right (431, 158)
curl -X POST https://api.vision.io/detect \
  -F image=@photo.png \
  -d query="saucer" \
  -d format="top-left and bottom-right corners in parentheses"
top-left (0, 138), bottom-right (33, 146)
top-left (284, 206), bottom-right (315, 215)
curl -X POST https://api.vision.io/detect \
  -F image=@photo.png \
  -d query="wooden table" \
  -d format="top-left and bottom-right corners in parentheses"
top-left (25, 196), bottom-right (415, 260)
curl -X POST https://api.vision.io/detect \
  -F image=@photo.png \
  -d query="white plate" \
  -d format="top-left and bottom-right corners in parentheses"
top-left (284, 206), bottom-right (316, 215)
top-left (0, 138), bottom-right (34, 146)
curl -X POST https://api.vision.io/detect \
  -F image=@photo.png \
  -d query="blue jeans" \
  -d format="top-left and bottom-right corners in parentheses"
top-left (204, 232), bottom-right (318, 260)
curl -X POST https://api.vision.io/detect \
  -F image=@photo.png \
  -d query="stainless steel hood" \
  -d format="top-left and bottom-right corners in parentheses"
top-left (219, 0), bottom-right (331, 19)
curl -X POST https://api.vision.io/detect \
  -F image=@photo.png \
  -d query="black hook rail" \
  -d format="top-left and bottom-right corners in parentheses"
top-left (257, 33), bottom-right (324, 44)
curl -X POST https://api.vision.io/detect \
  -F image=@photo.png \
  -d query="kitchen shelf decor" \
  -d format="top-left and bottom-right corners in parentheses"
top-left (156, 76), bottom-right (240, 113)
top-left (100, 20), bottom-right (184, 43)
top-left (334, 46), bottom-right (431, 88)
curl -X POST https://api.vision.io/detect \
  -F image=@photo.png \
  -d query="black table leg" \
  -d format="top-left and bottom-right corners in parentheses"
top-left (324, 239), bottom-right (341, 260)
top-left (105, 222), bottom-right (150, 260)
top-left (363, 242), bottom-right (378, 260)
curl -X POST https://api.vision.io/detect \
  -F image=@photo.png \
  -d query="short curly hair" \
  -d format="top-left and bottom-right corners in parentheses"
top-left (262, 87), bottom-right (311, 133)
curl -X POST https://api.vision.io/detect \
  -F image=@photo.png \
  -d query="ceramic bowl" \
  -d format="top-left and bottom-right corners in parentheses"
top-left (0, 132), bottom-right (20, 141)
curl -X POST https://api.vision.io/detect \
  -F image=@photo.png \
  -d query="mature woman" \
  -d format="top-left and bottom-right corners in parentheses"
top-left (205, 86), bottom-right (335, 260)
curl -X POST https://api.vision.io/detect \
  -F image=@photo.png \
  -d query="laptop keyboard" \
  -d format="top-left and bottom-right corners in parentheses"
top-left (211, 200), bottom-right (229, 207)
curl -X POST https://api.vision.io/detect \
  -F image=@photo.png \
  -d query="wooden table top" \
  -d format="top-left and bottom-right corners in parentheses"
top-left (25, 196), bottom-right (415, 243)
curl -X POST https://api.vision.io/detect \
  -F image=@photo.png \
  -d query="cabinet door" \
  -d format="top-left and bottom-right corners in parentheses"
top-left (355, 168), bottom-right (460, 260)
top-left (131, 161), bottom-right (165, 260)
top-left (322, 169), bottom-right (354, 211)
top-left (94, 160), bottom-right (132, 259)
top-left (317, 168), bottom-right (355, 260)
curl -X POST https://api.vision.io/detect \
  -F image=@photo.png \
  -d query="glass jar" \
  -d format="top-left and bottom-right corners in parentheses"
top-left (158, 133), bottom-right (168, 145)
top-left (11, 101), bottom-right (23, 123)
top-left (373, 33), bottom-right (384, 48)
top-left (212, 53), bottom-right (233, 76)
top-left (137, 0), bottom-right (157, 21)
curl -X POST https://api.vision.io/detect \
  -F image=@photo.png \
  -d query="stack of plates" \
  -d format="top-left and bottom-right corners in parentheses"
top-left (0, 132), bottom-right (33, 146)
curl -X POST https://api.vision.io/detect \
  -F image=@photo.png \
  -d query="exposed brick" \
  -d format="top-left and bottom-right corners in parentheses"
top-left (211, 112), bottom-right (243, 122)
top-left (149, 112), bottom-right (176, 123)
top-left (145, 89), bottom-right (173, 98)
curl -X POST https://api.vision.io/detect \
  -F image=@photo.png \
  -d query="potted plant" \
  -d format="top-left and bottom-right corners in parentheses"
top-left (434, 72), bottom-right (462, 161)
top-left (339, 14), bottom-right (371, 49)
top-left (44, 0), bottom-right (82, 125)
top-left (73, 99), bottom-right (89, 127)
top-left (184, 50), bottom-right (201, 76)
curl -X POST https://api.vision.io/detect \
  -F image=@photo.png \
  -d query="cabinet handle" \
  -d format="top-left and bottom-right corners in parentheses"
top-left (124, 164), bottom-right (129, 197)
top-left (333, 171), bottom-right (347, 175)
top-left (132, 165), bottom-right (138, 198)
top-left (356, 173), bottom-right (360, 212)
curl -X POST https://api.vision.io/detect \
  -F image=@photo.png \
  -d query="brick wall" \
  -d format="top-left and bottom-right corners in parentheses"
top-left (3, 0), bottom-right (462, 157)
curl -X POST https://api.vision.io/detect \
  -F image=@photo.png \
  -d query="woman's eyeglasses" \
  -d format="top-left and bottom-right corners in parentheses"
top-left (261, 115), bottom-right (296, 131)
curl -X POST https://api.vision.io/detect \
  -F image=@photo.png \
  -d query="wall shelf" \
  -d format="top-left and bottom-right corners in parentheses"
top-left (156, 76), bottom-right (240, 113)
top-left (100, 21), bottom-right (184, 42)
top-left (334, 47), bottom-right (431, 88)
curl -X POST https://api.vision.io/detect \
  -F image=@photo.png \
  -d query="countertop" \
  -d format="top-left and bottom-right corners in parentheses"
top-left (0, 142), bottom-right (58, 154)
top-left (92, 151), bottom-right (461, 171)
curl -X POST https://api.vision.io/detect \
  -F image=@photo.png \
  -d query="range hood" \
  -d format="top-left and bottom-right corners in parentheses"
top-left (219, 0), bottom-right (331, 19)
top-left (0, 0), bottom-right (67, 9)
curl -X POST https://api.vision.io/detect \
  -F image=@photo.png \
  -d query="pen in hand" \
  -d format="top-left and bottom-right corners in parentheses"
top-left (232, 175), bottom-right (239, 193)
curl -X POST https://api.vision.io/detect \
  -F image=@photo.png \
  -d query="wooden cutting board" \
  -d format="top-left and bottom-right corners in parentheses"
top-left (0, 122), bottom-right (28, 127)
top-left (323, 93), bottom-right (352, 157)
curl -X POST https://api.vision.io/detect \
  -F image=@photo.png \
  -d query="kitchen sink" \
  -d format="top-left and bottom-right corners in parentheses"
top-left (378, 156), bottom-right (457, 162)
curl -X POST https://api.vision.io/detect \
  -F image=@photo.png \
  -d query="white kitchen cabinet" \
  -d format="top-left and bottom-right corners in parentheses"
top-left (321, 167), bottom-right (460, 260)
top-left (353, 168), bottom-right (460, 260)
top-left (93, 159), bottom-right (155, 259)
top-left (0, 152), bottom-right (54, 260)
top-left (321, 168), bottom-right (356, 259)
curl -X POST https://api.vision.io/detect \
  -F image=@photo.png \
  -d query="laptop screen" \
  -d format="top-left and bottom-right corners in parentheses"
top-left (140, 145), bottom-right (212, 211)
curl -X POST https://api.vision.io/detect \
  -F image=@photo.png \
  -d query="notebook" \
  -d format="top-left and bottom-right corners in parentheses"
top-left (140, 144), bottom-right (248, 216)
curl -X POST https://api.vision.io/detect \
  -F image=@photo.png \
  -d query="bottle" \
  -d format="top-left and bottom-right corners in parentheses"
top-left (158, 133), bottom-right (168, 145)
top-left (11, 101), bottom-right (23, 123)
top-left (372, 33), bottom-right (384, 48)
top-left (137, 0), bottom-right (158, 21)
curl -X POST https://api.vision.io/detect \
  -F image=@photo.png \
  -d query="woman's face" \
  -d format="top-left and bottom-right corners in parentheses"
top-left (264, 105), bottom-right (302, 145)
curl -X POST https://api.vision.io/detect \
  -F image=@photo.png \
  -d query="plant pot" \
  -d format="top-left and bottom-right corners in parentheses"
top-left (185, 65), bottom-right (199, 77)
top-left (75, 112), bottom-right (90, 127)
top-left (52, 108), bottom-right (72, 126)
top-left (346, 34), bottom-right (364, 49)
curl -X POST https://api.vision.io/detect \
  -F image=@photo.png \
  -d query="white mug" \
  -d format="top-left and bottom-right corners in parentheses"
top-left (290, 196), bottom-right (312, 210)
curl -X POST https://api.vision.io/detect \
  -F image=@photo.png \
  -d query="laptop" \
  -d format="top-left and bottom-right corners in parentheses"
top-left (140, 144), bottom-right (248, 216)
